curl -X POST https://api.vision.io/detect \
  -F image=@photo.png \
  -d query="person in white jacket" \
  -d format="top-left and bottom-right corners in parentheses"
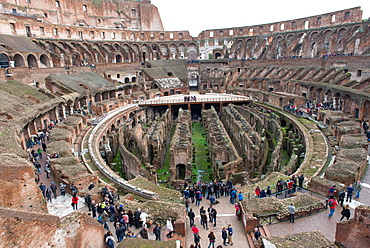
top-left (166, 218), bottom-right (174, 238)
top-left (140, 211), bottom-right (149, 228)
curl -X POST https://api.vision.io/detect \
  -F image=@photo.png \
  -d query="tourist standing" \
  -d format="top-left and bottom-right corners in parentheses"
top-left (227, 224), bottom-right (233, 246)
top-left (346, 184), bottom-right (355, 203)
top-left (288, 202), bottom-right (295, 223)
top-left (45, 188), bottom-right (52, 203)
top-left (353, 181), bottom-right (362, 199)
top-left (71, 194), bottom-right (79, 210)
top-left (153, 224), bottom-right (161, 241)
top-left (50, 182), bottom-right (57, 199)
top-left (222, 227), bottom-right (228, 246)
top-left (39, 183), bottom-right (46, 197)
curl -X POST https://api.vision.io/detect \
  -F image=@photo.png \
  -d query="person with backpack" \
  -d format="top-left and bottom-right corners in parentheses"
top-left (105, 231), bottom-right (115, 248)
top-left (328, 197), bottom-right (338, 217)
top-left (254, 227), bottom-right (261, 240)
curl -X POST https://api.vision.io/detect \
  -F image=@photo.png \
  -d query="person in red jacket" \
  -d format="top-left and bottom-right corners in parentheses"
top-left (71, 194), bottom-right (79, 210)
top-left (328, 197), bottom-right (338, 217)
top-left (255, 186), bottom-right (261, 198)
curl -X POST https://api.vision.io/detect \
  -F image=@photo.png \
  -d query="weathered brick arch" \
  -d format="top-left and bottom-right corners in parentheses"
top-left (0, 52), bottom-right (9, 68)
top-left (362, 100), bottom-right (370, 121)
top-left (343, 94), bottom-right (354, 113)
top-left (40, 54), bottom-right (51, 67)
top-left (169, 43), bottom-right (178, 59)
top-left (13, 53), bottom-right (25, 67)
top-left (131, 43), bottom-right (141, 62)
top-left (336, 27), bottom-right (348, 51)
top-left (27, 53), bottom-right (38, 68)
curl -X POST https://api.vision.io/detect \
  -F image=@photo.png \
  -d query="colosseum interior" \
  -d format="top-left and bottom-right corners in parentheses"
top-left (0, 0), bottom-right (369, 247)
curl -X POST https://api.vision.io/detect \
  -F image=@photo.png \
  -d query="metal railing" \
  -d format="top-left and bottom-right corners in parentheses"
top-left (138, 96), bottom-right (251, 105)
top-left (255, 200), bottom-right (327, 225)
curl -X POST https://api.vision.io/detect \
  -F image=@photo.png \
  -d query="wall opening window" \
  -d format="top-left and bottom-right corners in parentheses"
top-left (345, 12), bottom-right (350, 20)
top-left (131, 9), bottom-right (136, 17)
top-left (291, 21), bottom-right (296, 29)
top-left (280, 23), bottom-right (284, 30)
top-left (160, 33), bottom-right (164, 39)
top-left (43, 13), bottom-right (48, 18)
top-left (101, 32), bottom-right (105, 38)
top-left (55, 0), bottom-right (60, 8)
top-left (83, 5), bottom-right (87, 12)
top-left (66, 29), bottom-right (71, 37)
top-left (170, 33), bottom-right (174, 39)
top-left (40, 26), bottom-right (45, 35)
top-left (111, 32), bottom-right (115, 39)
top-left (10, 23), bottom-right (16, 33)
top-left (90, 31), bottom-right (95, 38)
top-left (357, 70), bottom-right (362, 77)
top-left (179, 32), bottom-right (183, 39)
top-left (304, 21), bottom-right (309, 29)
top-left (78, 31), bottom-right (83, 39)
top-left (270, 25), bottom-right (274, 32)
top-left (331, 15), bottom-right (336, 23)
top-left (229, 30), bottom-right (234, 36)
top-left (210, 31), bottom-right (214, 38)
top-left (317, 17), bottom-right (321, 25)
top-left (53, 28), bottom-right (58, 36)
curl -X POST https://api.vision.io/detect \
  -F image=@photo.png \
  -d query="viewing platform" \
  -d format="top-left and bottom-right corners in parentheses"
top-left (137, 93), bottom-right (252, 107)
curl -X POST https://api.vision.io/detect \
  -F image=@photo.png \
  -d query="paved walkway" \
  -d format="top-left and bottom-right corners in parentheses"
top-left (269, 145), bottom-right (370, 242)
top-left (185, 196), bottom-right (249, 248)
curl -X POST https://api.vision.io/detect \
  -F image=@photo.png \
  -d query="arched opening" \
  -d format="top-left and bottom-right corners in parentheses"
top-left (176, 164), bottom-right (186, 180)
top-left (116, 54), bottom-right (122, 63)
top-left (362, 100), bottom-right (370, 121)
top-left (27, 54), bottom-right (38, 68)
top-left (131, 76), bottom-right (136, 82)
top-left (40, 54), bottom-right (50, 67)
top-left (125, 77), bottom-right (130, 83)
top-left (0, 53), bottom-right (10, 68)
top-left (95, 93), bottom-right (101, 102)
top-left (215, 52), bottom-right (222, 59)
top-left (13, 54), bottom-right (25, 67)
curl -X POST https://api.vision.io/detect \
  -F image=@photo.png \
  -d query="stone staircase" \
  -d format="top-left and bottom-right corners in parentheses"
top-left (246, 225), bottom-right (271, 248)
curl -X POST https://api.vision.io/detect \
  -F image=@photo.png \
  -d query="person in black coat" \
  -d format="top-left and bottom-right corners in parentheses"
top-left (340, 204), bottom-right (351, 221)
top-left (134, 208), bottom-right (141, 228)
top-left (115, 224), bottom-right (126, 242)
top-left (221, 227), bottom-right (228, 245)
top-left (153, 224), bottom-right (161, 241)
top-left (188, 208), bottom-right (195, 227)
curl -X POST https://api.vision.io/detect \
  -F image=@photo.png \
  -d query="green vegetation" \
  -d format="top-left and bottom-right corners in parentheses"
top-left (112, 150), bottom-right (126, 179)
top-left (157, 125), bottom-right (176, 184)
top-left (192, 122), bottom-right (212, 183)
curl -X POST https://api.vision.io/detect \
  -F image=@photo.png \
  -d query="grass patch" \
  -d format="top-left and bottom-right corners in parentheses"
top-left (192, 122), bottom-right (212, 183)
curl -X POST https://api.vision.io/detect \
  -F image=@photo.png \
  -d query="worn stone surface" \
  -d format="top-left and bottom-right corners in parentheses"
top-left (266, 230), bottom-right (337, 248)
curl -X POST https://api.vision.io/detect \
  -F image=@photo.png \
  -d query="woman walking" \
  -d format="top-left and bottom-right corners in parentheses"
top-left (207, 231), bottom-right (216, 248)
top-left (340, 204), bottom-right (351, 221)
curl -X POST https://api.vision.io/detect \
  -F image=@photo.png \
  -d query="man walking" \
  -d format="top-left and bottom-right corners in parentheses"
top-left (188, 208), bottom-right (195, 227)
top-left (346, 184), bottom-right (355, 203)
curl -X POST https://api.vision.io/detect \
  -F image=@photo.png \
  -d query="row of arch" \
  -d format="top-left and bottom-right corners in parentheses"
top-left (230, 78), bottom-right (370, 121)
top-left (228, 23), bottom-right (370, 60)
top-left (0, 52), bottom-right (51, 68)
top-left (32, 39), bottom-right (199, 67)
